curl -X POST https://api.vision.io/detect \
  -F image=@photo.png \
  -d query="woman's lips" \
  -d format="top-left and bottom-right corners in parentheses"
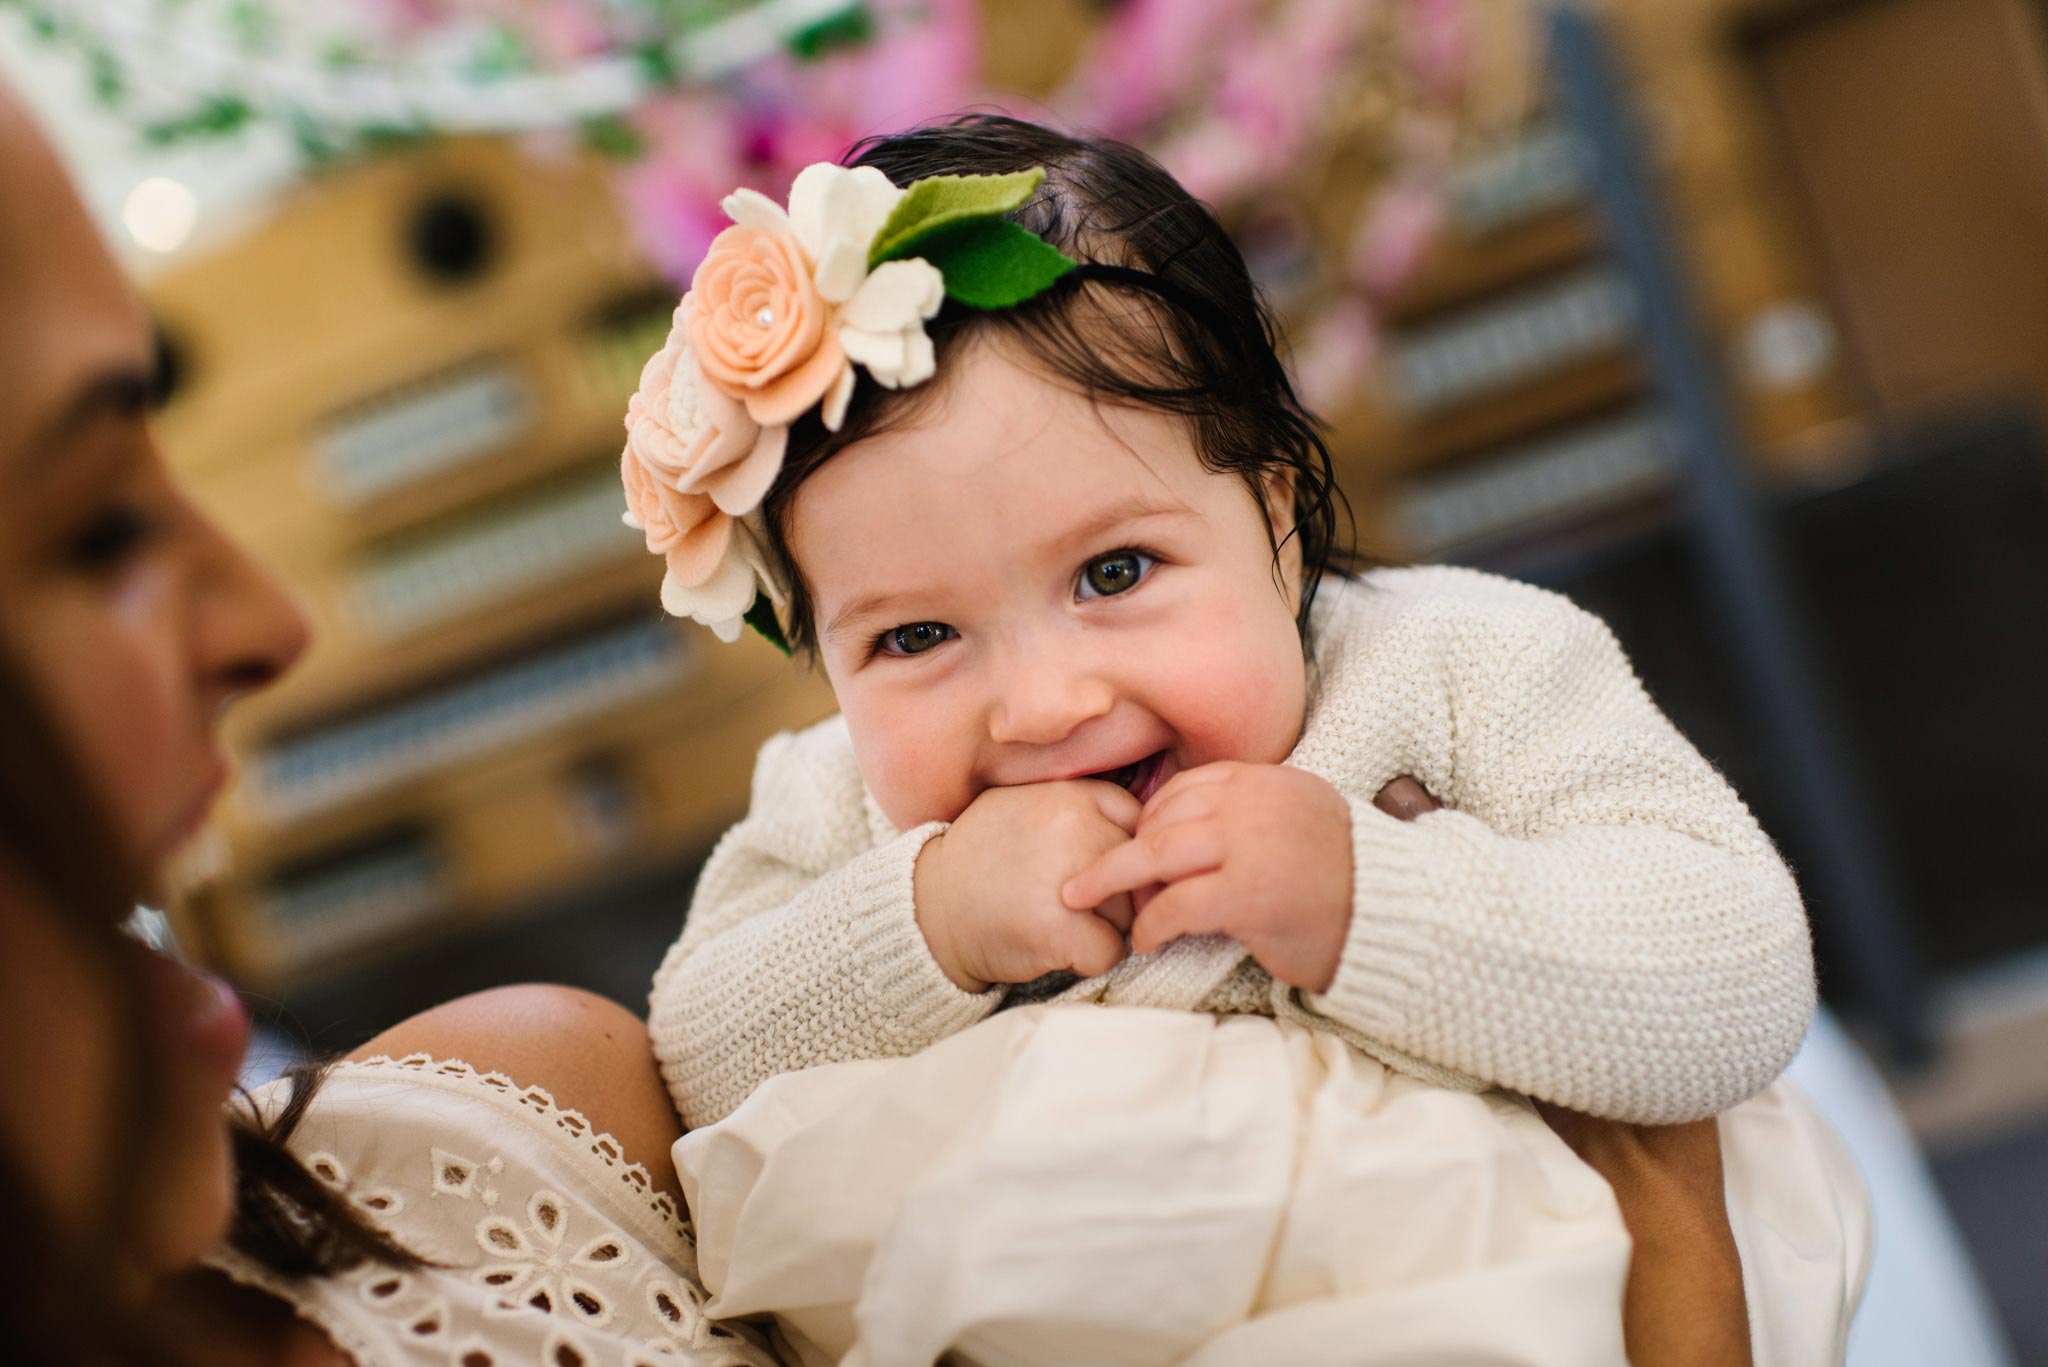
top-left (184, 970), bottom-right (251, 1078)
top-left (142, 950), bottom-right (251, 1092)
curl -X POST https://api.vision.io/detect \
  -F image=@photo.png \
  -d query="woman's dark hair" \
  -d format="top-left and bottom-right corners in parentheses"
top-left (763, 114), bottom-right (1358, 654)
top-left (0, 642), bottom-right (417, 1365)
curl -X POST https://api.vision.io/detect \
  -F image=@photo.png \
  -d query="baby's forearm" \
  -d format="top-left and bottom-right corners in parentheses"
top-left (1307, 803), bottom-right (1814, 1123)
top-left (650, 829), bottom-right (997, 1126)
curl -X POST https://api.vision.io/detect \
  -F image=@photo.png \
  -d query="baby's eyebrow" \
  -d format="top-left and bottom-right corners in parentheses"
top-left (1046, 498), bottom-right (1197, 555)
top-left (824, 589), bottom-right (921, 645)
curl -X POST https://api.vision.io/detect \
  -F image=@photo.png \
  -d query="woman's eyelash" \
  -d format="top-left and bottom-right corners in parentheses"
top-left (68, 504), bottom-right (157, 569)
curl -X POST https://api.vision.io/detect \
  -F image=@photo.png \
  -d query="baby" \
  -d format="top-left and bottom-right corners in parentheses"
top-left (625, 118), bottom-right (1864, 1364)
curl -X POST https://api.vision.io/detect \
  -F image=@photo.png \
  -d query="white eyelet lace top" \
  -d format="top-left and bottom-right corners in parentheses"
top-left (203, 1054), bottom-right (784, 1367)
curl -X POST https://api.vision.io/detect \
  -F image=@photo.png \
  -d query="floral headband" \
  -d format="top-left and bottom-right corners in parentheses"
top-left (620, 162), bottom-right (1078, 653)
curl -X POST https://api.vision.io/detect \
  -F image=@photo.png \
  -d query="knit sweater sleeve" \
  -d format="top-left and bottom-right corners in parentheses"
top-left (1291, 570), bottom-right (1816, 1124)
top-left (647, 719), bottom-right (1001, 1127)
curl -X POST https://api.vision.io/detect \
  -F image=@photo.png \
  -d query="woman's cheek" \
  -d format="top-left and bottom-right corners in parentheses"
top-left (50, 599), bottom-right (188, 860)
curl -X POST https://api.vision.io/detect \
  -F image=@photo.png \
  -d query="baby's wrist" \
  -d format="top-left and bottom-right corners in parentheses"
top-left (913, 833), bottom-right (991, 994)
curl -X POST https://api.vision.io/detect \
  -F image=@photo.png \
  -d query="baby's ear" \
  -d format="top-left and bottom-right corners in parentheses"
top-left (1259, 468), bottom-right (1303, 604)
top-left (1259, 468), bottom-right (1297, 543)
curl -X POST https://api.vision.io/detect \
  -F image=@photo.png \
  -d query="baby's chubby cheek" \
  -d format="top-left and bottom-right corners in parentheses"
top-left (1178, 637), bottom-right (1309, 769)
top-left (845, 710), bottom-right (981, 830)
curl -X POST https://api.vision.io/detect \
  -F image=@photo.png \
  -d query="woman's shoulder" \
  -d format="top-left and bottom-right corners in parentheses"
top-left (344, 984), bottom-right (685, 1206)
top-left (211, 1002), bottom-right (782, 1367)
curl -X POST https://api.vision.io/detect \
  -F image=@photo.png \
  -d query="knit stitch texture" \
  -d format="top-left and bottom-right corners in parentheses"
top-left (649, 567), bottom-right (1816, 1127)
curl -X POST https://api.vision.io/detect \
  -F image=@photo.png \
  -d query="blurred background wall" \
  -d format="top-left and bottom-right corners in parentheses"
top-left (4, 0), bottom-right (2045, 1355)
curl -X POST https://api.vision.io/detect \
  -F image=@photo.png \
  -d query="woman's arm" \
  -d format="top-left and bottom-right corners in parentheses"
top-left (1539, 1106), bottom-right (1753, 1367)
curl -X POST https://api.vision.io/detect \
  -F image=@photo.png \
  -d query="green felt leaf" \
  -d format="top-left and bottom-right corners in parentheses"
top-left (906, 218), bottom-right (1078, 310)
top-left (870, 168), bottom-right (1045, 267)
top-left (745, 595), bottom-right (792, 656)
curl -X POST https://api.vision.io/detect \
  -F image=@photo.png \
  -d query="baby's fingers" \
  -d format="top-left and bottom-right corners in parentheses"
top-left (1128, 876), bottom-right (1226, 956)
top-left (1054, 904), bottom-right (1130, 979)
top-left (1082, 778), bottom-right (1143, 835)
top-left (1135, 783), bottom-right (1216, 834)
top-left (1094, 890), bottom-right (1137, 936)
top-left (1060, 821), bottom-right (1223, 911)
top-left (1138, 761), bottom-right (1238, 823)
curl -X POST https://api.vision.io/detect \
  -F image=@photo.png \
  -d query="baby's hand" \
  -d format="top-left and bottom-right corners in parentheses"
top-left (1060, 762), bottom-right (1354, 993)
top-left (914, 781), bottom-right (1142, 993)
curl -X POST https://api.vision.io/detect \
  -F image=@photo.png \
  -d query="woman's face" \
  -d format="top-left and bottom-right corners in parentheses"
top-left (0, 95), bottom-right (307, 1279)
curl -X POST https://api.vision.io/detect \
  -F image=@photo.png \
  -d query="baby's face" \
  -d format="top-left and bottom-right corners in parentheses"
top-left (788, 339), bottom-right (1309, 830)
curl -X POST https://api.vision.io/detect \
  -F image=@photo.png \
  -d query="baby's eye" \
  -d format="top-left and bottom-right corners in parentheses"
top-left (1077, 549), bottom-right (1154, 600)
top-left (878, 622), bottom-right (955, 657)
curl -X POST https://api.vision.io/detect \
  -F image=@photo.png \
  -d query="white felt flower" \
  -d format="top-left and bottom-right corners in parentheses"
top-left (659, 512), bottom-right (789, 644)
top-left (786, 162), bottom-right (906, 303)
top-left (839, 258), bottom-right (947, 390)
top-left (720, 162), bottom-right (905, 305)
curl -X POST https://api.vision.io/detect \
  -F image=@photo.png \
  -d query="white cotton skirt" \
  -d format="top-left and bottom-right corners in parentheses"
top-left (677, 1006), bottom-right (1869, 1367)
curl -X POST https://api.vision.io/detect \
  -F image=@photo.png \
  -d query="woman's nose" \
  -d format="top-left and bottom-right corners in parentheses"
top-left (190, 503), bottom-right (309, 708)
top-left (986, 651), bottom-right (1115, 747)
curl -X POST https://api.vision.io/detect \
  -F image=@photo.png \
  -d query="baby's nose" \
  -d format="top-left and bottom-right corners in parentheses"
top-left (987, 659), bottom-right (1115, 747)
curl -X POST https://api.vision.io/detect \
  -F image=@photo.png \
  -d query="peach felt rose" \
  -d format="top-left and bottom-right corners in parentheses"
top-left (691, 164), bottom-right (920, 432)
top-left (660, 511), bottom-right (789, 643)
top-left (628, 299), bottom-right (789, 516)
top-left (620, 443), bottom-right (731, 587)
top-left (622, 297), bottom-right (801, 640)
top-left (623, 447), bottom-right (778, 643)
top-left (688, 215), bottom-right (849, 430)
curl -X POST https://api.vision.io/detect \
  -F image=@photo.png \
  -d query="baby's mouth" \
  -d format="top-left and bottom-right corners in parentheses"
top-left (1095, 751), bottom-right (1170, 805)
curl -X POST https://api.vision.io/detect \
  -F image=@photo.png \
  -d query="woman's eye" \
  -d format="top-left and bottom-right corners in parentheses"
top-left (1078, 550), bottom-right (1154, 599)
top-left (67, 504), bottom-right (157, 570)
top-left (880, 622), bottom-right (955, 657)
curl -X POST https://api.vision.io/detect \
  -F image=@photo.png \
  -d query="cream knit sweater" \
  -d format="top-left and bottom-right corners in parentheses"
top-left (650, 567), bottom-right (1816, 1128)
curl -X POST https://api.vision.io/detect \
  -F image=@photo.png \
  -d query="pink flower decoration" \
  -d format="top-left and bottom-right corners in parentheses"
top-left (687, 219), bottom-right (847, 427)
top-left (619, 443), bottom-right (732, 590)
top-left (1350, 176), bottom-right (1445, 297)
top-left (621, 298), bottom-right (801, 639)
top-left (627, 299), bottom-right (789, 516)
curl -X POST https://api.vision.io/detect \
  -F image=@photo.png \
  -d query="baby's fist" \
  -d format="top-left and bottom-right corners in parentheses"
top-left (915, 780), bottom-right (1141, 993)
top-left (1062, 762), bottom-right (1354, 992)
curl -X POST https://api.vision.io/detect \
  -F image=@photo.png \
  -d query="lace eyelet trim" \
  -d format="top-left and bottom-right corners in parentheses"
top-left (337, 1053), bottom-right (687, 1240)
